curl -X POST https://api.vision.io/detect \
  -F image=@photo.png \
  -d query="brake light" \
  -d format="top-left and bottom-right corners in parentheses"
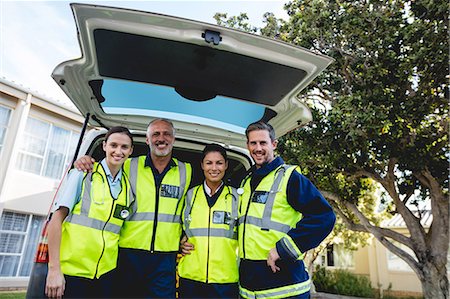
top-left (34, 221), bottom-right (49, 263)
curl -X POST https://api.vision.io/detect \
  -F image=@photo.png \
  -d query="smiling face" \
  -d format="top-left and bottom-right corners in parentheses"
top-left (146, 120), bottom-right (175, 158)
top-left (247, 129), bottom-right (277, 168)
top-left (103, 132), bottom-right (133, 170)
top-left (201, 151), bottom-right (228, 186)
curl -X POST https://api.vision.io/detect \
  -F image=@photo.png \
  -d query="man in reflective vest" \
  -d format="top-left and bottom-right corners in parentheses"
top-left (238, 121), bottom-right (336, 299)
top-left (75, 118), bottom-right (192, 298)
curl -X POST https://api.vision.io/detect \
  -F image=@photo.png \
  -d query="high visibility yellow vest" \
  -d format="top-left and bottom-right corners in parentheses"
top-left (119, 156), bottom-right (191, 252)
top-left (60, 163), bottom-right (131, 279)
top-left (178, 184), bottom-right (239, 283)
top-left (238, 165), bottom-right (304, 261)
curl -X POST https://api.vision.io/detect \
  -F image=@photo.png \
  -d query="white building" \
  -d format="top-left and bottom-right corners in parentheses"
top-left (0, 78), bottom-right (83, 288)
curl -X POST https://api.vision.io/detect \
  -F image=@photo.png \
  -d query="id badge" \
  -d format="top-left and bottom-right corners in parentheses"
top-left (251, 191), bottom-right (269, 204)
top-left (213, 211), bottom-right (232, 224)
top-left (113, 204), bottom-right (130, 219)
top-left (213, 211), bottom-right (225, 224)
top-left (160, 184), bottom-right (180, 199)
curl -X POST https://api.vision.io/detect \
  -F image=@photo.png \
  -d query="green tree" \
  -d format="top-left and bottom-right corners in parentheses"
top-left (277, 0), bottom-right (449, 298)
top-left (213, 13), bottom-right (257, 33)
top-left (216, 0), bottom-right (448, 297)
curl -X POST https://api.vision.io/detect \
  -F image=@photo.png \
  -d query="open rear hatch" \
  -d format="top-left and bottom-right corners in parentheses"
top-left (52, 3), bottom-right (333, 148)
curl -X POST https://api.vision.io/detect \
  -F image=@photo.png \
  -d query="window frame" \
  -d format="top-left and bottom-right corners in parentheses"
top-left (15, 115), bottom-right (79, 180)
top-left (0, 211), bottom-right (44, 278)
top-left (0, 104), bottom-right (13, 156)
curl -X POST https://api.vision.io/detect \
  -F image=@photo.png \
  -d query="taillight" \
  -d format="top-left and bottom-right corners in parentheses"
top-left (34, 221), bottom-right (50, 263)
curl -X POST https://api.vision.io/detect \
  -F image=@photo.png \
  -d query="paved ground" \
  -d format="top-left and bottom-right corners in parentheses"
top-left (312, 292), bottom-right (372, 299)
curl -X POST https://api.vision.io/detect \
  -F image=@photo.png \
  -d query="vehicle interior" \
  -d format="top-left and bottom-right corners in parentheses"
top-left (86, 132), bottom-right (252, 188)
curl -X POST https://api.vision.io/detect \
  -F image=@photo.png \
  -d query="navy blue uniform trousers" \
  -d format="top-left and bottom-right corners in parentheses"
top-left (113, 248), bottom-right (178, 298)
top-left (179, 277), bottom-right (238, 298)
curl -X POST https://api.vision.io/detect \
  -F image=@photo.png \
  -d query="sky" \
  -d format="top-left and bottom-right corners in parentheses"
top-left (0, 0), bottom-right (288, 107)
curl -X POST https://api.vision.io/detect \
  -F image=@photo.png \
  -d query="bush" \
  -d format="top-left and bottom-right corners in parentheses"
top-left (313, 265), bottom-right (375, 298)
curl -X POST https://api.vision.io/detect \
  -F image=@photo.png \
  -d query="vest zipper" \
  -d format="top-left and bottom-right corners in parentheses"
top-left (206, 206), bottom-right (211, 283)
top-left (150, 185), bottom-right (160, 252)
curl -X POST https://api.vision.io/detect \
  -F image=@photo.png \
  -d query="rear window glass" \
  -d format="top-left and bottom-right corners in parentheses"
top-left (100, 79), bottom-right (268, 133)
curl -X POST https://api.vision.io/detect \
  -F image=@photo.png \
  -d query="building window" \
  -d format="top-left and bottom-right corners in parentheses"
top-left (0, 211), bottom-right (45, 277)
top-left (0, 105), bottom-right (12, 155)
top-left (323, 245), bottom-right (355, 268)
top-left (387, 241), bottom-right (415, 272)
top-left (16, 117), bottom-right (78, 179)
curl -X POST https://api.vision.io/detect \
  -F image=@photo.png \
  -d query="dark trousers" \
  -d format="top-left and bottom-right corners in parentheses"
top-left (64, 270), bottom-right (115, 298)
top-left (179, 277), bottom-right (238, 299)
top-left (113, 248), bottom-right (177, 298)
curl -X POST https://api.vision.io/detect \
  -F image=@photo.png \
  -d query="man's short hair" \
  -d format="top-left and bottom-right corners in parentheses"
top-left (245, 121), bottom-right (276, 142)
top-left (147, 118), bottom-right (176, 136)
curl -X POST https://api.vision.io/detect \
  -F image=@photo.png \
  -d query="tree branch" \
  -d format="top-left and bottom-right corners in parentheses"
top-left (378, 236), bottom-right (421, 274)
top-left (378, 159), bottom-right (427, 248)
top-left (415, 168), bottom-right (449, 260)
top-left (321, 190), bottom-right (414, 249)
top-left (402, 189), bottom-right (415, 205)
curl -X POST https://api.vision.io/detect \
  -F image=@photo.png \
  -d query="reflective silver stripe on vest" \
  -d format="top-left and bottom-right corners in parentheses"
top-left (128, 157), bottom-right (139, 214)
top-left (177, 161), bottom-right (187, 200)
top-left (238, 215), bottom-right (291, 233)
top-left (174, 161), bottom-right (187, 216)
top-left (187, 228), bottom-right (236, 239)
top-left (66, 214), bottom-right (121, 234)
top-left (127, 157), bottom-right (187, 220)
top-left (65, 170), bottom-right (121, 235)
top-left (80, 172), bottom-right (93, 215)
top-left (183, 188), bottom-right (195, 235)
top-left (261, 165), bottom-right (288, 229)
top-left (184, 186), bottom-right (238, 240)
top-left (126, 212), bottom-right (181, 223)
top-left (229, 187), bottom-right (239, 238)
top-left (239, 165), bottom-right (292, 233)
top-left (280, 236), bottom-right (300, 259)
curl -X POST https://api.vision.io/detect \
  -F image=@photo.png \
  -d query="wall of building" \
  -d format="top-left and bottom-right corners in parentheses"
top-left (0, 79), bottom-right (83, 288)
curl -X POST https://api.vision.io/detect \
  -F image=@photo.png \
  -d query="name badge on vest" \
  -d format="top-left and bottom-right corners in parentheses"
top-left (113, 204), bottom-right (130, 219)
top-left (213, 211), bottom-right (233, 224)
top-left (160, 184), bottom-right (180, 199)
top-left (251, 191), bottom-right (270, 204)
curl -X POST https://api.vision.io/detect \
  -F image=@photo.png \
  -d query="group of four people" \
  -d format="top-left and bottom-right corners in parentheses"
top-left (45, 118), bottom-right (336, 299)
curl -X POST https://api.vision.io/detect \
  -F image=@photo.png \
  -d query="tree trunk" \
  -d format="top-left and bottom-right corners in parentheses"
top-left (417, 261), bottom-right (449, 299)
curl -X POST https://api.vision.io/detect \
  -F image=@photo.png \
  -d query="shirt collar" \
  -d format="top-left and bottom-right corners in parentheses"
top-left (253, 156), bottom-right (284, 177)
top-left (100, 158), bottom-right (122, 183)
top-left (203, 181), bottom-right (224, 197)
top-left (144, 152), bottom-right (176, 172)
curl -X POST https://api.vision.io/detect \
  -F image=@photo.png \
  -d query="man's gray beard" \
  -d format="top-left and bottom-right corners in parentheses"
top-left (151, 145), bottom-right (172, 157)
